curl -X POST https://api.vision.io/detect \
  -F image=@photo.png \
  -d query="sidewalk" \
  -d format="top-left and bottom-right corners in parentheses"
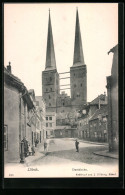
top-left (25, 143), bottom-right (46, 166)
top-left (93, 150), bottom-right (118, 159)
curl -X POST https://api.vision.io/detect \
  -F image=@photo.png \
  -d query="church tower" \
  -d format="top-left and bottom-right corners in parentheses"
top-left (70, 8), bottom-right (87, 109)
top-left (42, 10), bottom-right (60, 112)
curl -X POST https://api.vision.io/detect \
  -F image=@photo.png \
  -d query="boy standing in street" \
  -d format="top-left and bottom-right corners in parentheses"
top-left (75, 139), bottom-right (79, 152)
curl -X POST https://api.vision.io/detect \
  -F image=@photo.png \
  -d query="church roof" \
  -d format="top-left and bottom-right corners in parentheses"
top-left (73, 8), bottom-right (85, 67)
top-left (45, 10), bottom-right (56, 71)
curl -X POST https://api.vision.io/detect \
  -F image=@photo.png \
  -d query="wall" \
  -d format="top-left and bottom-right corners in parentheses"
top-left (4, 84), bottom-right (20, 162)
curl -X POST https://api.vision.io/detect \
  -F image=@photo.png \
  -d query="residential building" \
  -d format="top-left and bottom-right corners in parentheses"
top-left (4, 64), bottom-right (34, 163)
top-left (89, 105), bottom-right (108, 142)
top-left (46, 112), bottom-right (56, 138)
top-left (106, 44), bottom-right (118, 151)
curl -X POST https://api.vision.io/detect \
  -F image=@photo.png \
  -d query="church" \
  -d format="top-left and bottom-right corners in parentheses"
top-left (42, 9), bottom-right (87, 137)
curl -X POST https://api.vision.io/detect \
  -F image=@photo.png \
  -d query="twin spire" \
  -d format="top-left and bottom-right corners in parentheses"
top-left (45, 9), bottom-right (56, 70)
top-left (45, 8), bottom-right (85, 70)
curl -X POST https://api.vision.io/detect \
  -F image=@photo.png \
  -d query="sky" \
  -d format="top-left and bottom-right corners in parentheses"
top-left (4, 3), bottom-right (118, 102)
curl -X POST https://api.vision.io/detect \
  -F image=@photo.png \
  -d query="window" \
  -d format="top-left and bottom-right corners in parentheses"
top-left (80, 123), bottom-right (81, 126)
top-left (77, 93), bottom-right (80, 97)
top-left (49, 117), bottom-right (52, 120)
top-left (50, 131), bottom-right (53, 135)
top-left (49, 95), bottom-right (51, 99)
top-left (50, 88), bottom-right (52, 91)
top-left (46, 123), bottom-right (48, 127)
top-left (50, 77), bottom-right (52, 81)
top-left (63, 102), bottom-right (65, 106)
top-left (74, 84), bottom-right (76, 87)
top-left (94, 132), bottom-right (97, 138)
top-left (49, 103), bottom-right (51, 106)
top-left (46, 88), bottom-right (48, 92)
top-left (74, 73), bottom-right (75, 76)
top-left (46, 117), bottom-right (48, 120)
top-left (4, 125), bottom-right (8, 150)
top-left (81, 84), bottom-right (82, 87)
top-left (49, 123), bottom-right (52, 127)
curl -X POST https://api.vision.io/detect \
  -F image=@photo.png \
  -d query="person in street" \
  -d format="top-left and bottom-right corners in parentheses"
top-left (44, 140), bottom-right (48, 152)
top-left (75, 139), bottom-right (79, 152)
top-left (35, 138), bottom-right (39, 147)
top-left (31, 145), bottom-right (35, 156)
top-left (28, 143), bottom-right (32, 156)
top-left (22, 137), bottom-right (28, 157)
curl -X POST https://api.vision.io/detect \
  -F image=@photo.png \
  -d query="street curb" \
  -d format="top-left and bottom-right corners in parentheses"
top-left (93, 152), bottom-right (118, 159)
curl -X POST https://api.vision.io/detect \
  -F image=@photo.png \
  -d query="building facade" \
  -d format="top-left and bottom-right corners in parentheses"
top-left (4, 65), bottom-right (34, 162)
top-left (46, 112), bottom-right (56, 138)
top-left (107, 44), bottom-right (118, 151)
top-left (77, 93), bottom-right (108, 142)
top-left (89, 106), bottom-right (108, 142)
top-left (4, 65), bottom-right (46, 163)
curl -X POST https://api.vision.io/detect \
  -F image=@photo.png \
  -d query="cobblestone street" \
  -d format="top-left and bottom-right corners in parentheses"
top-left (5, 138), bottom-right (118, 178)
top-left (29, 138), bottom-right (118, 166)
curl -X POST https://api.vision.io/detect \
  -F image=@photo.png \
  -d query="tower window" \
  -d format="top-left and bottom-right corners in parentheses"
top-left (63, 103), bottom-right (65, 106)
top-left (77, 93), bottom-right (80, 97)
top-left (74, 84), bottom-right (76, 88)
top-left (49, 95), bottom-right (51, 99)
top-left (81, 84), bottom-right (82, 87)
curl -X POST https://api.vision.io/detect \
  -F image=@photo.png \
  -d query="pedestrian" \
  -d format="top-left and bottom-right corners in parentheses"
top-left (22, 137), bottom-right (28, 157)
top-left (35, 138), bottom-right (39, 147)
top-left (28, 143), bottom-right (32, 156)
top-left (31, 145), bottom-right (35, 156)
top-left (44, 140), bottom-right (48, 152)
top-left (75, 139), bottom-right (79, 152)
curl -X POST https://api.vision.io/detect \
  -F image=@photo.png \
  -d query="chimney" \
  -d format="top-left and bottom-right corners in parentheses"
top-left (7, 62), bottom-right (11, 73)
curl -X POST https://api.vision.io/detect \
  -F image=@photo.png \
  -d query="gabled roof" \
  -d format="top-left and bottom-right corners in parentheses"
top-left (4, 67), bottom-right (34, 110)
top-left (89, 105), bottom-right (108, 121)
top-left (90, 94), bottom-right (107, 105)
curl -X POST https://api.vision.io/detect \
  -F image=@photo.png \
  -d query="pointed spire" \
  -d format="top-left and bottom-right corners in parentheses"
top-left (45, 9), bottom-right (56, 70)
top-left (73, 8), bottom-right (85, 66)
